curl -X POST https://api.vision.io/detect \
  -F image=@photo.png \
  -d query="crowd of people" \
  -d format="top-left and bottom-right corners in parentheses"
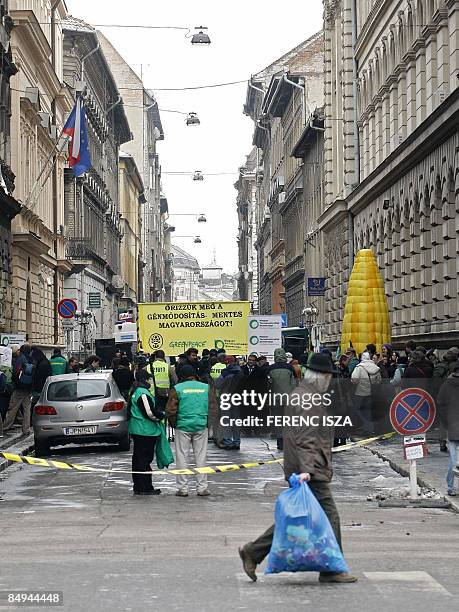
top-left (1, 340), bottom-right (458, 498)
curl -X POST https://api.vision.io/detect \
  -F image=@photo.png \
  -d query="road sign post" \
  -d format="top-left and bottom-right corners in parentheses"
top-left (390, 388), bottom-right (436, 500)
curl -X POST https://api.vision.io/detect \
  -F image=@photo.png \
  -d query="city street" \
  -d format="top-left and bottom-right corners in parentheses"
top-left (1, 439), bottom-right (458, 611)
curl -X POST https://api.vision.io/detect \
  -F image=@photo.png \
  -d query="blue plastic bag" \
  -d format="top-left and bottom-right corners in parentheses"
top-left (265, 474), bottom-right (349, 574)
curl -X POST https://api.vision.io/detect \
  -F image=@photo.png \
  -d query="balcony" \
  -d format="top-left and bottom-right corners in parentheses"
top-left (65, 238), bottom-right (93, 275)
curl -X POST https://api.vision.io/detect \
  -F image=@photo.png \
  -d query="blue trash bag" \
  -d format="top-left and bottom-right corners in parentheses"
top-left (265, 474), bottom-right (349, 574)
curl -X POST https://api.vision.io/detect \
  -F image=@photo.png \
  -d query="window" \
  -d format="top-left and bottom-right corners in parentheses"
top-left (47, 380), bottom-right (110, 402)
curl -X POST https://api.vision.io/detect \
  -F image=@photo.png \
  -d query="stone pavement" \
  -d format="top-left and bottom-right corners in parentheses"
top-left (0, 437), bottom-right (458, 611)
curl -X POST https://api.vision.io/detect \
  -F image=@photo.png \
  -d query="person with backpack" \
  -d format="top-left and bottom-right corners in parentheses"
top-left (3, 344), bottom-right (34, 435)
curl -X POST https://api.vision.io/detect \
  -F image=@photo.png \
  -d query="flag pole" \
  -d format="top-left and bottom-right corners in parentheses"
top-left (24, 129), bottom-right (68, 212)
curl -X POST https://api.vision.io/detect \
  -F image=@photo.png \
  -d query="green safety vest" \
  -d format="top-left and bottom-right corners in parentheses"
top-left (174, 380), bottom-right (209, 432)
top-left (148, 360), bottom-right (170, 389)
top-left (210, 362), bottom-right (226, 380)
top-left (128, 386), bottom-right (163, 437)
top-left (50, 356), bottom-right (68, 376)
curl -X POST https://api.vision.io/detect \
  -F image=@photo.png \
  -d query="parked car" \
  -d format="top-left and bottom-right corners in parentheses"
top-left (32, 373), bottom-right (130, 456)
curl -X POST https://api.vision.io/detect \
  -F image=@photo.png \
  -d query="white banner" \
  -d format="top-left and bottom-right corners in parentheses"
top-left (247, 315), bottom-right (282, 363)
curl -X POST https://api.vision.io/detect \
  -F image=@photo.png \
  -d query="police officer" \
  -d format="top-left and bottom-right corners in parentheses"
top-left (210, 353), bottom-right (227, 381)
top-left (145, 350), bottom-right (177, 412)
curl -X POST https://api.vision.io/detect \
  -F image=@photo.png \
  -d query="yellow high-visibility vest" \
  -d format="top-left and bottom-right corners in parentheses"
top-left (148, 360), bottom-right (170, 389)
top-left (210, 362), bottom-right (226, 380)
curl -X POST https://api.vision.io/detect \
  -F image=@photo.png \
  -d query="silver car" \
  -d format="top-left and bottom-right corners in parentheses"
top-left (32, 373), bottom-right (130, 456)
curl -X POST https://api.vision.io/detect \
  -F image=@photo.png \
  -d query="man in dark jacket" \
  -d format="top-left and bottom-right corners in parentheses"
top-left (30, 348), bottom-right (52, 407)
top-left (432, 348), bottom-right (459, 451)
top-left (3, 344), bottom-right (34, 435)
top-left (215, 356), bottom-right (244, 449)
top-left (175, 347), bottom-right (205, 381)
top-left (268, 348), bottom-right (296, 450)
top-left (437, 361), bottom-right (459, 496)
top-left (239, 353), bottom-right (357, 584)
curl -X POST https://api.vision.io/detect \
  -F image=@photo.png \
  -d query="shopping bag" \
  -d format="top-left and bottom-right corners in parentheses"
top-left (156, 428), bottom-right (174, 469)
top-left (265, 474), bottom-right (349, 574)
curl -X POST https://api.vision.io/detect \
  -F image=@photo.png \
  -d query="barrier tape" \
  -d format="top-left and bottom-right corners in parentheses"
top-left (0, 432), bottom-right (396, 476)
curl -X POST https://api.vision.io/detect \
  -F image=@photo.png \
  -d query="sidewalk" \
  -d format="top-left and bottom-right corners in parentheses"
top-left (367, 433), bottom-right (459, 511)
top-left (0, 426), bottom-right (34, 473)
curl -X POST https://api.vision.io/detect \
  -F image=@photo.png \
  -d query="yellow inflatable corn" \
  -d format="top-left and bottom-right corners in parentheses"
top-left (340, 249), bottom-right (391, 355)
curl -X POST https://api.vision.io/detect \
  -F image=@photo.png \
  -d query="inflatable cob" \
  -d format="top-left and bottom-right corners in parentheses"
top-left (340, 249), bottom-right (391, 355)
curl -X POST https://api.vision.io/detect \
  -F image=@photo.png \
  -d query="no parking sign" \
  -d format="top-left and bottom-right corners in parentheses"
top-left (389, 388), bottom-right (436, 436)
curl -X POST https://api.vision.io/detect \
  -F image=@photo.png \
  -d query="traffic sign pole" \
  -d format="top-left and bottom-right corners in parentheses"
top-left (409, 460), bottom-right (418, 499)
top-left (390, 388), bottom-right (437, 500)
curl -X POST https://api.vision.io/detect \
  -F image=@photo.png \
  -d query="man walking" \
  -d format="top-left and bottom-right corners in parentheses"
top-left (238, 353), bottom-right (357, 584)
top-left (166, 365), bottom-right (217, 497)
top-left (3, 344), bottom-right (34, 436)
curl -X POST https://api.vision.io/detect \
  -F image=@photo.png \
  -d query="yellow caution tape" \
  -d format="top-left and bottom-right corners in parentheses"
top-left (0, 432), bottom-right (396, 476)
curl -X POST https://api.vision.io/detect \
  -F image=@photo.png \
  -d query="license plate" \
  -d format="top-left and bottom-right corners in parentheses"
top-left (63, 426), bottom-right (98, 435)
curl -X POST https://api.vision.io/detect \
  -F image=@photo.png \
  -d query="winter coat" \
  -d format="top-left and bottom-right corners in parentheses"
top-left (33, 358), bottom-right (52, 394)
top-left (402, 363), bottom-right (433, 391)
top-left (437, 373), bottom-right (459, 441)
top-left (283, 381), bottom-right (334, 482)
top-left (351, 358), bottom-right (382, 396)
top-left (347, 356), bottom-right (360, 376)
top-left (268, 362), bottom-right (296, 395)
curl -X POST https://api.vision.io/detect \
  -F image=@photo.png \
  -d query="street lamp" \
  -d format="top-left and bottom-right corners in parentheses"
top-left (193, 170), bottom-right (204, 181)
top-left (302, 305), bottom-right (319, 352)
top-left (74, 309), bottom-right (93, 362)
top-left (186, 112), bottom-right (200, 126)
top-left (191, 26), bottom-right (211, 45)
top-left (168, 213), bottom-right (207, 222)
top-left (175, 235), bottom-right (202, 244)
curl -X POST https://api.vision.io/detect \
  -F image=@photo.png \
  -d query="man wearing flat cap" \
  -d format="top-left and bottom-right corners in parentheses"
top-left (238, 353), bottom-right (357, 584)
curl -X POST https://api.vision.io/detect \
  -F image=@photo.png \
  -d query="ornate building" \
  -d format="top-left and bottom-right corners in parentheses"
top-left (321, 0), bottom-right (459, 349)
top-left (9, 0), bottom-right (71, 348)
top-left (62, 17), bottom-right (131, 349)
top-left (170, 244), bottom-right (200, 302)
top-left (99, 34), bottom-right (166, 303)
top-left (243, 31), bottom-right (325, 324)
top-left (235, 148), bottom-right (258, 309)
top-left (0, 1), bottom-right (20, 331)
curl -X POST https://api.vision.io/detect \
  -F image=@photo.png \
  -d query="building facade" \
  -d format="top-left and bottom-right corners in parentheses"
top-left (118, 151), bottom-right (143, 312)
top-left (62, 18), bottom-right (131, 352)
top-left (9, 0), bottom-right (71, 349)
top-left (170, 244), bottom-right (200, 302)
top-left (321, 0), bottom-right (459, 349)
top-left (235, 148), bottom-right (258, 309)
top-left (243, 32), bottom-right (325, 326)
top-left (0, 1), bottom-right (21, 332)
top-left (99, 34), bottom-right (166, 304)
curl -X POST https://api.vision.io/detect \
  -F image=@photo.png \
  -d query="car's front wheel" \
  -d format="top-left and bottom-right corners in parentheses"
top-left (118, 433), bottom-right (130, 452)
top-left (34, 438), bottom-right (51, 458)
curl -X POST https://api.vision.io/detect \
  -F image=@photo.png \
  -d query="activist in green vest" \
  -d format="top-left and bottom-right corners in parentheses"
top-left (49, 349), bottom-right (68, 376)
top-left (210, 354), bottom-right (227, 380)
top-left (129, 369), bottom-right (172, 496)
top-left (166, 365), bottom-right (218, 497)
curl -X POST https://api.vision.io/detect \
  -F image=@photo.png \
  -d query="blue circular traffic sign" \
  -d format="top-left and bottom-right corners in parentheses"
top-left (390, 387), bottom-right (436, 435)
top-left (58, 298), bottom-right (77, 319)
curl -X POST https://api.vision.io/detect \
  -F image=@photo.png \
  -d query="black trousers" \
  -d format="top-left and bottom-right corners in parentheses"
top-left (245, 479), bottom-right (342, 565)
top-left (131, 434), bottom-right (159, 492)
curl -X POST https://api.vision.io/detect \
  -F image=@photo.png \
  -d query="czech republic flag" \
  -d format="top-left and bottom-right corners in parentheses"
top-left (63, 96), bottom-right (92, 177)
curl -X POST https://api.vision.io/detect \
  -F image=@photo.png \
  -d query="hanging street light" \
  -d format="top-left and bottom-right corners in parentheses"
top-left (186, 112), bottom-right (200, 126)
top-left (197, 214), bottom-right (206, 223)
top-left (175, 235), bottom-right (202, 244)
top-left (193, 170), bottom-right (204, 181)
top-left (191, 26), bottom-right (211, 45)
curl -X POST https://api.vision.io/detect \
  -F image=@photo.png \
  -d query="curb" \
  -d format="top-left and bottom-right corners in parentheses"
top-left (0, 431), bottom-right (34, 474)
top-left (366, 443), bottom-right (459, 514)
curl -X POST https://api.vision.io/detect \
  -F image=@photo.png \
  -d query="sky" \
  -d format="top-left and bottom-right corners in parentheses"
top-left (67, 0), bottom-right (323, 273)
